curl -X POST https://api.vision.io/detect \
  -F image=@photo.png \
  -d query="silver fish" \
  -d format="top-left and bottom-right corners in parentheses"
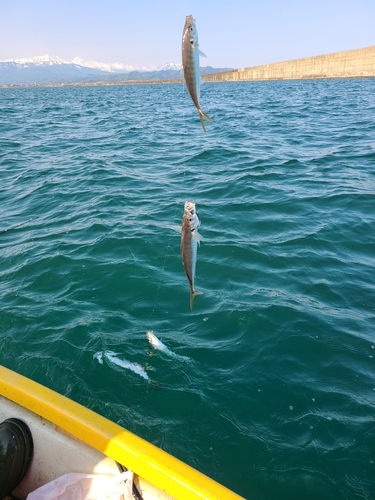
top-left (104, 351), bottom-right (149, 381)
top-left (147, 331), bottom-right (190, 361)
top-left (182, 15), bottom-right (213, 132)
top-left (180, 201), bottom-right (203, 310)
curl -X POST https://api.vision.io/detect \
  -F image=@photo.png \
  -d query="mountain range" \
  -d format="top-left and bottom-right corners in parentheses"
top-left (0, 55), bottom-right (232, 86)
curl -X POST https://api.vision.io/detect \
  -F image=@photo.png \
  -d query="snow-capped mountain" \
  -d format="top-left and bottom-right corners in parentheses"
top-left (0, 55), bottom-right (228, 86)
top-left (70, 57), bottom-right (147, 73)
top-left (156, 62), bottom-right (182, 71)
top-left (3, 55), bottom-right (68, 66)
top-left (1, 55), bottom-right (182, 73)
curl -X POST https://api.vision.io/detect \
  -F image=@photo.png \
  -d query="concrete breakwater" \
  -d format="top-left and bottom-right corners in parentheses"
top-left (203, 45), bottom-right (375, 82)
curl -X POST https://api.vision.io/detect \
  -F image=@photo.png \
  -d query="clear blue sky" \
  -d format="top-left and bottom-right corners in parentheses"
top-left (1, 0), bottom-right (374, 69)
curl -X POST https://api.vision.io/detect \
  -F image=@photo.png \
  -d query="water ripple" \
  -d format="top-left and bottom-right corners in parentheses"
top-left (1, 79), bottom-right (375, 499)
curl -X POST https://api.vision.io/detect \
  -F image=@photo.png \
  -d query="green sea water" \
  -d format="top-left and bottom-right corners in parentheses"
top-left (1, 79), bottom-right (375, 499)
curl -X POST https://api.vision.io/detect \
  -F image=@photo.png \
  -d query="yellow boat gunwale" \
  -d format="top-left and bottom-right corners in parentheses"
top-left (0, 365), bottom-right (244, 500)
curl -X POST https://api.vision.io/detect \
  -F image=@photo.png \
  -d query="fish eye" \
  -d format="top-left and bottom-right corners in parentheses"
top-left (189, 217), bottom-right (192, 222)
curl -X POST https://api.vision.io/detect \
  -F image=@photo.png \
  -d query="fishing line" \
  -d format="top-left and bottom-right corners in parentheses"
top-left (147, 9), bottom-right (196, 324)
top-left (0, 217), bottom-right (35, 235)
top-left (147, 93), bottom-right (189, 324)
top-left (147, 144), bottom-right (187, 324)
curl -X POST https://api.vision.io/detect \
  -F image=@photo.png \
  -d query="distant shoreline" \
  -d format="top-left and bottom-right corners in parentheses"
top-left (1, 45), bottom-right (374, 88)
top-left (1, 75), bottom-right (374, 90)
top-left (0, 78), bottom-right (185, 89)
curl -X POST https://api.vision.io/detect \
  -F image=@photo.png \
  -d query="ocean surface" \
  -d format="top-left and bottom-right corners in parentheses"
top-left (1, 78), bottom-right (375, 499)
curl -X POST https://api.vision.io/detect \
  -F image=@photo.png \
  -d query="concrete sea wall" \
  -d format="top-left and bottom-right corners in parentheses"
top-left (203, 46), bottom-right (375, 82)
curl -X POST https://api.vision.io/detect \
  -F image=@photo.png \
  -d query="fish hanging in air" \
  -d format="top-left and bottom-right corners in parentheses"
top-left (182, 15), bottom-right (213, 131)
top-left (181, 201), bottom-right (203, 310)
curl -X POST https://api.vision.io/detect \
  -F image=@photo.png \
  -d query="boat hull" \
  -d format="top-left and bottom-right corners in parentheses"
top-left (0, 366), bottom-right (243, 499)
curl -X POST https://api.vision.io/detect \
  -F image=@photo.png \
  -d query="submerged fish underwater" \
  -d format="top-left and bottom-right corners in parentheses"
top-left (147, 331), bottom-right (191, 361)
top-left (182, 15), bottom-right (213, 131)
top-left (103, 351), bottom-right (150, 381)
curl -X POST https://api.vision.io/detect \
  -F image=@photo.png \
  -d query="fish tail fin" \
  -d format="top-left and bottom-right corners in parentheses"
top-left (198, 109), bottom-right (213, 132)
top-left (190, 289), bottom-right (203, 310)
